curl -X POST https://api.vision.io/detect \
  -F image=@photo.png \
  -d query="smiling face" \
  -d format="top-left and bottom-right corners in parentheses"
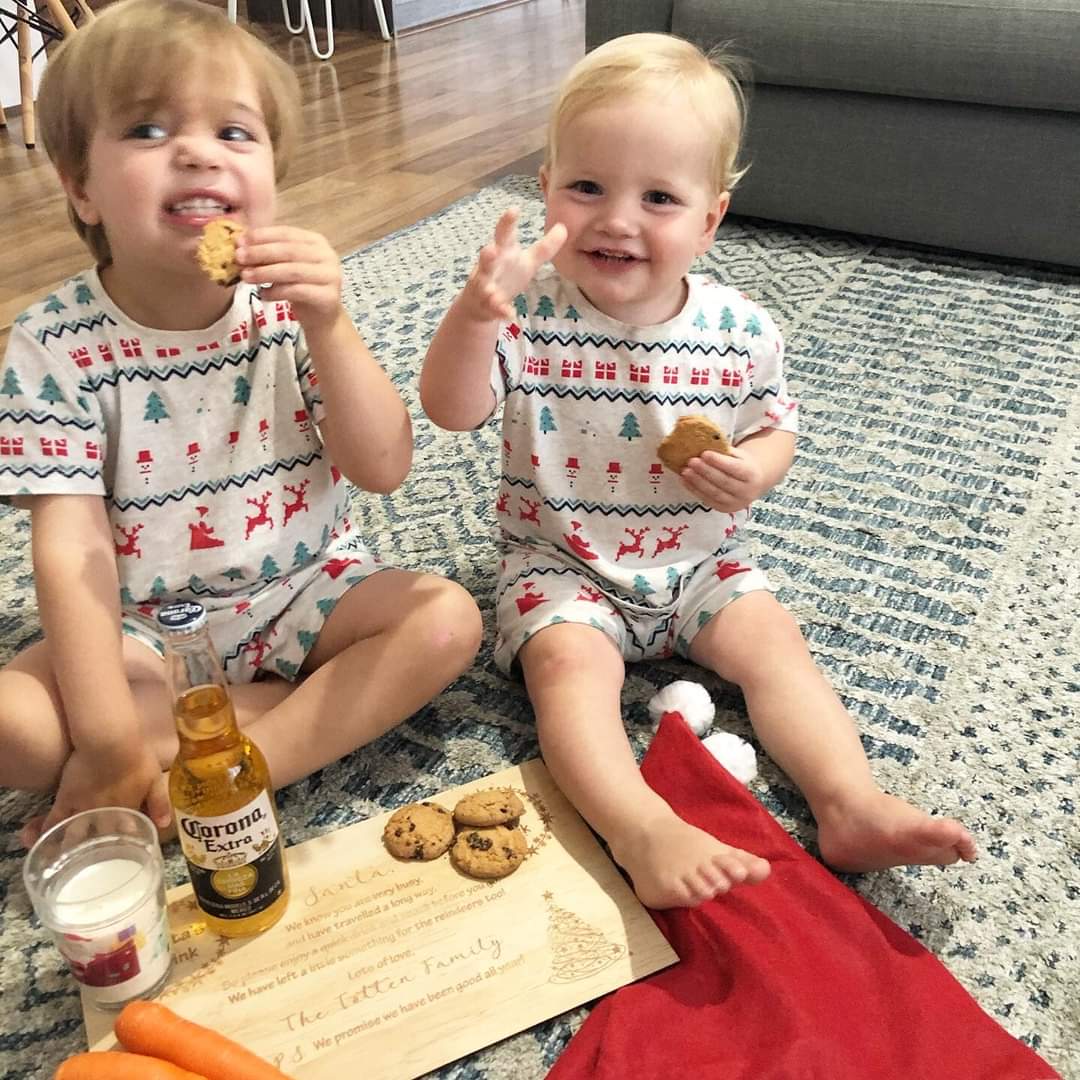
top-left (63, 58), bottom-right (276, 290)
top-left (540, 94), bottom-right (729, 326)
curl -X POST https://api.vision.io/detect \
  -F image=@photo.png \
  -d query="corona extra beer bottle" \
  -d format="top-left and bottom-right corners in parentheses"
top-left (157, 601), bottom-right (289, 937)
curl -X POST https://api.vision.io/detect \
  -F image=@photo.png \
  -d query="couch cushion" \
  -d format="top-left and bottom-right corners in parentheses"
top-left (672, 0), bottom-right (1080, 112)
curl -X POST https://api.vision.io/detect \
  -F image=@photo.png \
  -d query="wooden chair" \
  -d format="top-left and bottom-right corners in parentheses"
top-left (0, 0), bottom-right (91, 148)
top-left (39, 0), bottom-right (94, 36)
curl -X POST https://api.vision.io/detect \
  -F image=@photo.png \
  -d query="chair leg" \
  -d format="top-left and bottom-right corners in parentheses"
top-left (72, 0), bottom-right (95, 23)
top-left (17, 12), bottom-right (35, 148)
top-left (372, 0), bottom-right (390, 40)
top-left (40, 0), bottom-right (78, 36)
top-left (280, 0), bottom-right (303, 34)
top-left (309, 0), bottom-right (334, 58)
top-left (280, 0), bottom-right (335, 60)
top-left (227, 0), bottom-right (237, 21)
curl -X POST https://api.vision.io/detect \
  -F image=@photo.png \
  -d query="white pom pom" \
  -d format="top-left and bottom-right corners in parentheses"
top-left (702, 731), bottom-right (758, 784)
top-left (647, 680), bottom-right (715, 737)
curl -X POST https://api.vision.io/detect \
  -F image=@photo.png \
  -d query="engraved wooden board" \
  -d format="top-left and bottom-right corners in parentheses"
top-left (82, 760), bottom-right (678, 1078)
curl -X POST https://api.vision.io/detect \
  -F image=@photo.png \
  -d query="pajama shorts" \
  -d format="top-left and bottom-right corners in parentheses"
top-left (121, 534), bottom-right (388, 683)
top-left (493, 539), bottom-right (772, 673)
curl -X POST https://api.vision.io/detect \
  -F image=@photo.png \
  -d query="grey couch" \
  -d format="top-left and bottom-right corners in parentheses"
top-left (586, 0), bottom-right (1080, 267)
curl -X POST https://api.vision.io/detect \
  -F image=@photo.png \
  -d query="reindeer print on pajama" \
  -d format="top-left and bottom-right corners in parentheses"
top-left (490, 270), bottom-right (798, 671)
top-left (0, 271), bottom-right (386, 683)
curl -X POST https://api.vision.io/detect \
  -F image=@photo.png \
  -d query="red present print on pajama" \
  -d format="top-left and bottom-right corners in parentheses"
top-left (40, 437), bottom-right (67, 457)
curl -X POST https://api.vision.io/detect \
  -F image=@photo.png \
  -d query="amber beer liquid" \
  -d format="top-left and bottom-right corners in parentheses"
top-left (157, 602), bottom-right (289, 937)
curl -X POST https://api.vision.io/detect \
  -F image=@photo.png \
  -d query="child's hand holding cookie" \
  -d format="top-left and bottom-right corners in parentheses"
top-left (236, 226), bottom-right (344, 333)
top-left (680, 446), bottom-right (770, 514)
top-left (463, 207), bottom-right (567, 322)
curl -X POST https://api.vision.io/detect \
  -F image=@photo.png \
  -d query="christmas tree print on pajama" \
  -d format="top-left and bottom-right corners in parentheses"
top-left (491, 270), bottom-right (796, 624)
top-left (0, 271), bottom-right (385, 684)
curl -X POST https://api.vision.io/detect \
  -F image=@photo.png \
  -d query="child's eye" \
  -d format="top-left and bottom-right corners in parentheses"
top-left (569, 180), bottom-right (601, 196)
top-left (125, 122), bottom-right (167, 140)
top-left (645, 190), bottom-right (678, 206)
top-left (219, 125), bottom-right (255, 143)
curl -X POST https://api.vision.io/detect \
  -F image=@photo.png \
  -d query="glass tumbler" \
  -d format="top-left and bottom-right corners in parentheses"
top-left (23, 806), bottom-right (173, 1009)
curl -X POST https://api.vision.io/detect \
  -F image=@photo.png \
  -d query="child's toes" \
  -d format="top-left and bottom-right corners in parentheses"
top-left (694, 865), bottom-right (732, 899)
top-left (744, 854), bottom-right (771, 882)
top-left (719, 858), bottom-right (748, 885)
top-left (957, 831), bottom-right (978, 862)
top-left (716, 851), bottom-right (769, 885)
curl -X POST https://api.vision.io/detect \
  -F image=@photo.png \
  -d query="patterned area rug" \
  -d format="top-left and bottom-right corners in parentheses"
top-left (1, 176), bottom-right (1077, 1079)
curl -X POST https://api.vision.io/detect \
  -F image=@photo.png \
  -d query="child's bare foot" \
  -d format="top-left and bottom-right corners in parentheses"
top-left (816, 791), bottom-right (977, 872)
top-left (609, 809), bottom-right (770, 909)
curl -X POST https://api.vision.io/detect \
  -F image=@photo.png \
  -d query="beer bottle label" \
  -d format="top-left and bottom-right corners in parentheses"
top-left (175, 791), bottom-right (286, 920)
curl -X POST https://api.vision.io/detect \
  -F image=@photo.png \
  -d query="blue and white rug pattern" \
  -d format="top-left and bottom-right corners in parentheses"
top-left (0, 177), bottom-right (1077, 1078)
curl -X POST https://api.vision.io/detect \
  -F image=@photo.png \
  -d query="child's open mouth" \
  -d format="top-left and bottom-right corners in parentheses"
top-left (586, 248), bottom-right (640, 270)
top-left (166, 198), bottom-right (236, 225)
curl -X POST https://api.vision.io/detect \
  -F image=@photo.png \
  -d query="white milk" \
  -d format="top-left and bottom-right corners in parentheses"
top-left (55, 858), bottom-right (151, 924)
top-left (48, 853), bottom-right (172, 1005)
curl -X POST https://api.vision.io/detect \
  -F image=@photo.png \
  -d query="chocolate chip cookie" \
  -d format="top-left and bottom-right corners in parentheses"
top-left (657, 415), bottom-right (732, 472)
top-left (450, 825), bottom-right (528, 879)
top-left (453, 788), bottom-right (525, 828)
top-left (382, 801), bottom-right (455, 861)
top-left (197, 218), bottom-right (244, 286)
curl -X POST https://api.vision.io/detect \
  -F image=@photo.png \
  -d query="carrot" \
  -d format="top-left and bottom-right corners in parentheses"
top-left (115, 1000), bottom-right (290, 1080)
top-left (55, 1050), bottom-right (208, 1080)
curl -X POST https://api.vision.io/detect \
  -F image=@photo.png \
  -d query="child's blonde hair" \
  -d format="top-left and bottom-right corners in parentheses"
top-left (545, 33), bottom-right (749, 195)
top-left (37, 0), bottom-right (301, 266)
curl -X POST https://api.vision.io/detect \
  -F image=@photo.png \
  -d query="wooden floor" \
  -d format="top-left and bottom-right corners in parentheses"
top-left (0, 0), bottom-right (582, 338)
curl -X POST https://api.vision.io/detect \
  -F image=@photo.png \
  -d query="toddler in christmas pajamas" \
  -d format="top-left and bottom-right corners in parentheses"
top-left (429, 33), bottom-right (978, 909)
top-left (0, 0), bottom-right (480, 848)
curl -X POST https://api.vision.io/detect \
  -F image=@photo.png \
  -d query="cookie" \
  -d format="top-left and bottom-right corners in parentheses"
top-left (196, 218), bottom-right (244, 286)
top-left (657, 414), bottom-right (732, 472)
top-left (453, 788), bottom-right (525, 828)
top-left (382, 801), bottom-right (455, 861)
top-left (450, 825), bottom-right (528, 880)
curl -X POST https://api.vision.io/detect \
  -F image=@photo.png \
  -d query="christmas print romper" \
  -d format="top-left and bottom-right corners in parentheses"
top-left (0, 270), bottom-right (386, 682)
top-left (489, 269), bottom-right (799, 672)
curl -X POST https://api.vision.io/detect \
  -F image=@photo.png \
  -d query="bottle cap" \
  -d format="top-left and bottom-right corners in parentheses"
top-left (156, 601), bottom-right (208, 634)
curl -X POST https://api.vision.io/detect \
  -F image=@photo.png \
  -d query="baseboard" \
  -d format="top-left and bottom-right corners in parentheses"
top-left (396, 0), bottom-right (532, 35)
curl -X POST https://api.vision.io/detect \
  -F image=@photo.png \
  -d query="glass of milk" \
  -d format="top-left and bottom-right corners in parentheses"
top-left (23, 807), bottom-right (173, 1009)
